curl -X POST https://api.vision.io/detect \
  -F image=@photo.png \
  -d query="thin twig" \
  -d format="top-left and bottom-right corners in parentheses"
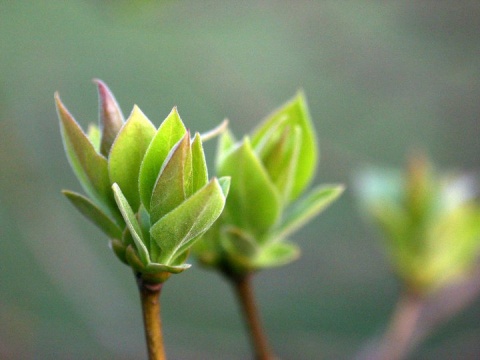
top-left (231, 273), bottom-right (275, 360)
top-left (137, 276), bottom-right (166, 360)
top-left (376, 290), bottom-right (423, 360)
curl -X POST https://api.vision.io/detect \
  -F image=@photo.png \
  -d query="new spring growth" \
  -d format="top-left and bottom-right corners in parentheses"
top-left (56, 80), bottom-right (230, 283)
top-left (195, 92), bottom-right (344, 276)
top-left (357, 155), bottom-right (480, 295)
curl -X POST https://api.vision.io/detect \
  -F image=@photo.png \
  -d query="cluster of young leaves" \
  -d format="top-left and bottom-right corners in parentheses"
top-left (357, 156), bottom-right (480, 294)
top-left (57, 81), bottom-right (229, 283)
top-left (194, 92), bottom-right (344, 275)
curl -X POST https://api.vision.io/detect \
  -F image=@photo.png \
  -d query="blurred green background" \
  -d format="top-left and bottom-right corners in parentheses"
top-left (1, 1), bottom-right (480, 359)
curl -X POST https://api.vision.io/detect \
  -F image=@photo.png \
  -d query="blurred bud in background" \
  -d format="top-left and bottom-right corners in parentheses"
top-left (357, 154), bottom-right (480, 295)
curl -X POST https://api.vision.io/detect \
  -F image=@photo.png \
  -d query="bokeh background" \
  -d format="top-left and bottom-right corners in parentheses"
top-left (1, 1), bottom-right (480, 359)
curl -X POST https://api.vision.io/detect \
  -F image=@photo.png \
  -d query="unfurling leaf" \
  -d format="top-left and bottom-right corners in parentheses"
top-left (194, 91), bottom-right (342, 276)
top-left (218, 138), bottom-right (281, 240)
top-left (150, 177), bottom-right (230, 265)
top-left (62, 190), bottom-right (123, 239)
top-left (139, 107), bottom-right (187, 210)
top-left (275, 185), bottom-right (345, 240)
top-left (150, 133), bottom-right (190, 224)
top-left (252, 91), bottom-right (317, 200)
top-left (112, 183), bottom-right (150, 266)
top-left (109, 106), bottom-right (156, 211)
top-left (93, 79), bottom-right (125, 157)
top-left (56, 93), bottom-right (117, 217)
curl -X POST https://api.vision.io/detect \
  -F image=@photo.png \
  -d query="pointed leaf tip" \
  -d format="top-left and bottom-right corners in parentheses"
top-left (200, 119), bottom-right (229, 142)
top-left (275, 184), bottom-right (344, 240)
top-left (62, 190), bottom-right (123, 239)
top-left (150, 178), bottom-right (228, 265)
top-left (56, 92), bottom-right (117, 217)
top-left (93, 79), bottom-right (125, 157)
top-left (150, 132), bottom-right (190, 224)
top-left (139, 109), bottom-right (187, 210)
top-left (251, 92), bottom-right (318, 199)
top-left (108, 106), bottom-right (156, 211)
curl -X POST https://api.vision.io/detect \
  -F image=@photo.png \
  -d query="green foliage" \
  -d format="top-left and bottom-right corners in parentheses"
top-left (357, 156), bottom-right (480, 294)
top-left (58, 81), bottom-right (229, 283)
top-left (195, 92), bottom-right (344, 275)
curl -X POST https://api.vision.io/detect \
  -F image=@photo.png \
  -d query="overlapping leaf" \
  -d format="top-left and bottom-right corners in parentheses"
top-left (109, 106), bottom-right (156, 211)
top-left (218, 138), bottom-right (281, 240)
top-left (251, 91), bottom-right (317, 200)
top-left (139, 107), bottom-right (187, 210)
top-left (56, 93), bottom-right (117, 217)
top-left (94, 79), bottom-right (125, 157)
top-left (151, 177), bottom-right (230, 265)
top-left (62, 190), bottom-right (123, 239)
top-left (112, 183), bottom-right (150, 265)
top-left (274, 185), bottom-right (345, 240)
top-left (150, 133), bottom-right (189, 224)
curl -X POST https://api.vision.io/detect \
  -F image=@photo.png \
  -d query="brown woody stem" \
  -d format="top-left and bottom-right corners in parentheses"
top-left (377, 290), bottom-right (423, 360)
top-left (137, 276), bottom-right (166, 360)
top-left (231, 273), bottom-right (275, 360)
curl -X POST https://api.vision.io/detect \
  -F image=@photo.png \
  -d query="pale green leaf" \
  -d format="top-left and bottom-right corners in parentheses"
top-left (139, 107), bottom-right (187, 210)
top-left (215, 129), bottom-right (236, 168)
top-left (221, 227), bottom-right (259, 260)
top-left (218, 138), bottom-right (281, 240)
top-left (56, 93), bottom-right (116, 216)
top-left (110, 238), bottom-right (127, 264)
top-left (112, 183), bottom-right (150, 265)
top-left (191, 133), bottom-right (208, 194)
top-left (251, 92), bottom-right (317, 199)
top-left (217, 176), bottom-right (231, 197)
top-left (109, 105), bottom-right (156, 211)
top-left (125, 245), bottom-right (147, 272)
top-left (62, 190), bottom-right (123, 239)
top-left (275, 185), bottom-right (344, 240)
top-left (150, 178), bottom-right (228, 264)
top-left (253, 241), bottom-right (300, 268)
top-left (94, 79), bottom-right (125, 157)
top-left (150, 133), bottom-right (189, 224)
top-left (261, 126), bottom-right (301, 203)
top-left (87, 124), bottom-right (101, 153)
top-left (145, 262), bottom-right (191, 274)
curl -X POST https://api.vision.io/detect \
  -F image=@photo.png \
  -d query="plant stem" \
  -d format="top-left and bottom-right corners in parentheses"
top-left (137, 276), bottom-right (166, 360)
top-left (376, 290), bottom-right (423, 360)
top-left (231, 273), bottom-right (275, 360)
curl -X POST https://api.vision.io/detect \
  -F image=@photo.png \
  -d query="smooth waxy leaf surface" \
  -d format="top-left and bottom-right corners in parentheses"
top-left (94, 79), bottom-right (125, 157)
top-left (218, 138), bottom-right (281, 240)
top-left (109, 106), bottom-right (156, 211)
top-left (56, 93), bottom-right (115, 215)
top-left (275, 185), bottom-right (345, 240)
top-left (252, 91), bottom-right (317, 199)
top-left (139, 107), bottom-right (187, 210)
top-left (62, 190), bottom-right (123, 239)
top-left (150, 177), bottom-right (229, 264)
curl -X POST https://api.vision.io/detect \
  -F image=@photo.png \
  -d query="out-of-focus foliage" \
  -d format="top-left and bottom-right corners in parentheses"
top-left (357, 156), bottom-right (480, 294)
top-left (195, 93), bottom-right (343, 275)
top-left (57, 81), bottom-right (229, 283)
